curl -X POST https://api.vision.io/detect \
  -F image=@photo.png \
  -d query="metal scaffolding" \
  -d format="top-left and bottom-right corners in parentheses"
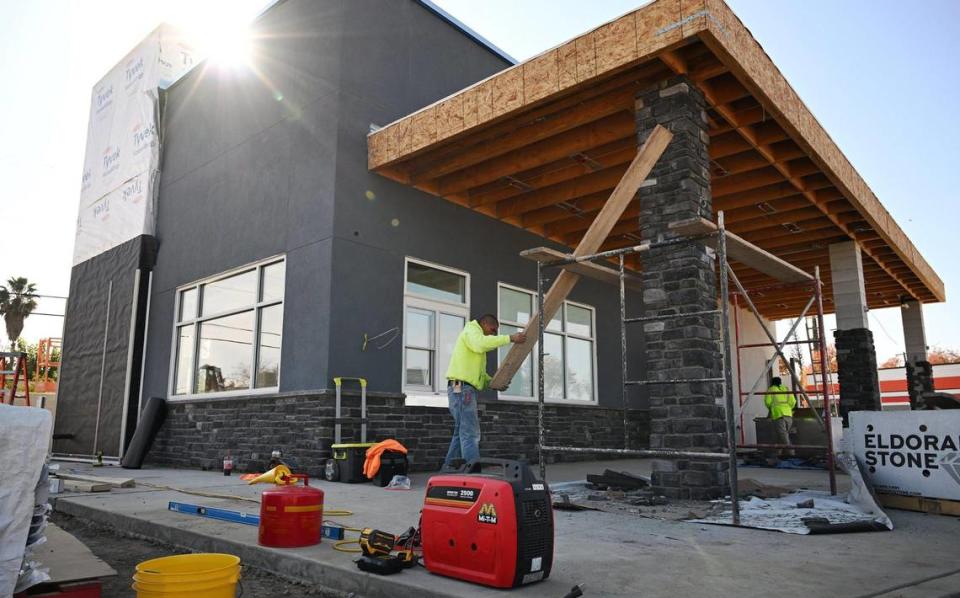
top-left (531, 211), bottom-right (838, 526)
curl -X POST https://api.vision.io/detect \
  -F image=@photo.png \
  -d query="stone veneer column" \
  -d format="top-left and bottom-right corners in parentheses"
top-left (901, 299), bottom-right (932, 408)
top-left (636, 76), bottom-right (728, 499)
top-left (829, 241), bottom-right (881, 423)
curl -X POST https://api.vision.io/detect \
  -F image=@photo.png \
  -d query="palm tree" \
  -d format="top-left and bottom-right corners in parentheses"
top-left (0, 277), bottom-right (38, 352)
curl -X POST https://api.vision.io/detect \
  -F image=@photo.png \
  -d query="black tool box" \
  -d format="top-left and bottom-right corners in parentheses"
top-left (374, 450), bottom-right (409, 487)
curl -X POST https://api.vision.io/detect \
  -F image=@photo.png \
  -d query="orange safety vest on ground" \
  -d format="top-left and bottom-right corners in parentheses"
top-left (363, 439), bottom-right (408, 479)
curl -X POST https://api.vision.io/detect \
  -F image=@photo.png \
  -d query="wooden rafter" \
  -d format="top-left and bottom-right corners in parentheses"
top-left (659, 49), bottom-right (929, 302)
top-left (490, 125), bottom-right (672, 389)
top-left (368, 0), bottom-right (944, 311)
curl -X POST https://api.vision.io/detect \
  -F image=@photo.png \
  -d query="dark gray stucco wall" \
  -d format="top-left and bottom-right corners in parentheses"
top-left (141, 0), bottom-right (516, 401)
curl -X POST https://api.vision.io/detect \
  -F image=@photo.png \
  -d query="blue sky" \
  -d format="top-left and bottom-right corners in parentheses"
top-left (1, 0), bottom-right (957, 364)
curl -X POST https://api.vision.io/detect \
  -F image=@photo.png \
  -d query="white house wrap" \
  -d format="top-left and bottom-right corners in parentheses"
top-left (73, 25), bottom-right (195, 265)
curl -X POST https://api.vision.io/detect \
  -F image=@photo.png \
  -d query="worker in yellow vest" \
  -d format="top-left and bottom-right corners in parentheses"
top-left (443, 314), bottom-right (526, 471)
top-left (764, 376), bottom-right (797, 459)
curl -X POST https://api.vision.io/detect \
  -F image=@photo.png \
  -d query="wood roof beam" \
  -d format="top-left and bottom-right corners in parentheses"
top-left (710, 131), bottom-right (754, 160)
top-left (498, 162), bottom-right (632, 217)
top-left (713, 183), bottom-right (802, 212)
top-left (711, 105), bottom-right (772, 135)
top-left (700, 73), bottom-right (752, 106)
top-left (547, 202), bottom-right (638, 237)
top-left (564, 215), bottom-right (642, 245)
top-left (438, 111), bottom-right (636, 196)
top-left (721, 196), bottom-right (811, 223)
top-left (729, 207), bottom-right (832, 233)
top-left (519, 189), bottom-right (614, 228)
top-left (751, 232), bottom-right (850, 252)
top-left (713, 167), bottom-right (786, 197)
top-left (739, 219), bottom-right (837, 244)
top-left (398, 62), bottom-right (670, 180)
top-left (712, 150), bottom-right (769, 177)
top-left (699, 82), bottom-right (922, 301)
top-left (783, 158), bottom-right (820, 179)
top-left (413, 85), bottom-right (639, 184)
top-left (468, 138), bottom-right (636, 207)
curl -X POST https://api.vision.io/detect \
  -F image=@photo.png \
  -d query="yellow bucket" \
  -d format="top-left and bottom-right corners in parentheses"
top-left (132, 553), bottom-right (241, 598)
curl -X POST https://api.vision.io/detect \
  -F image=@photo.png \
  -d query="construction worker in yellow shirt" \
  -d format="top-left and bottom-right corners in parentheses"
top-left (764, 376), bottom-right (797, 459)
top-left (442, 314), bottom-right (526, 471)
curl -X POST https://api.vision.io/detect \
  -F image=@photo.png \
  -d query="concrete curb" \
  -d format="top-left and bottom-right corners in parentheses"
top-left (52, 496), bottom-right (462, 598)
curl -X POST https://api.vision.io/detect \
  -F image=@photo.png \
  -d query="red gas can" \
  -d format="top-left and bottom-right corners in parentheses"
top-left (258, 475), bottom-right (324, 548)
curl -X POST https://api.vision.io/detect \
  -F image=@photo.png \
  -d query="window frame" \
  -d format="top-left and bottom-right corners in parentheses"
top-left (166, 255), bottom-right (285, 400)
top-left (496, 282), bottom-right (598, 405)
top-left (402, 257), bottom-right (470, 406)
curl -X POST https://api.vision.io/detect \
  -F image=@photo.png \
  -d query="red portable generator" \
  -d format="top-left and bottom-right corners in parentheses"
top-left (421, 459), bottom-right (553, 588)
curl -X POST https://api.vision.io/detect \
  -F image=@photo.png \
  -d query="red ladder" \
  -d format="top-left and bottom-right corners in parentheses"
top-left (1, 351), bottom-right (31, 406)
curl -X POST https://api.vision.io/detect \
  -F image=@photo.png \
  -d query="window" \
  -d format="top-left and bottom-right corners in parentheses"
top-left (497, 284), bottom-right (596, 403)
top-left (403, 258), bottom-right (469, 399)
top-left (170, 257), bottom-right (285, 397)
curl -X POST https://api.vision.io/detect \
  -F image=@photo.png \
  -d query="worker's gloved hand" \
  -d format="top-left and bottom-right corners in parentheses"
top-left (510, 332), bottom-right (527, 343)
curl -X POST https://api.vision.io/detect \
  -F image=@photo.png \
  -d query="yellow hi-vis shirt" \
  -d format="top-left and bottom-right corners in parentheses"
top-left (445, 320), bottom-right (511, 391)
top-left (764, 384), bottom-right (797, 420)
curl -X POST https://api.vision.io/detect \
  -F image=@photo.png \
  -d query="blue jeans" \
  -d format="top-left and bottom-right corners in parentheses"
top-left (444, 383), bottom-right (480, 465)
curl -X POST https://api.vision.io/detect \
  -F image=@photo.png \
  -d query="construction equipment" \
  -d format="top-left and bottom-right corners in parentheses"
top-left (354, 527), bottom-right (417, 575)
top-left (1, 351), bottom-right (30, 406)
top-left (34, 337), bottom-right (60, 392)
top-left (325, 377), bottom-right (373, 483)
top-left (525, 213), bottom-right (839, 527)
top-left (168, 501), bottom-right (260, 526)
top-left (421, 459), bottom-right (553, 588)
top-left (248, 465), bottom-right (324, 548)
top-left (358, 528), bottom-right (397, 557)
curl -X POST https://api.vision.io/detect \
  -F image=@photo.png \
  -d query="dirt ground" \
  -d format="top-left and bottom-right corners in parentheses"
top-left (50, 512), bottom-right (349, 597)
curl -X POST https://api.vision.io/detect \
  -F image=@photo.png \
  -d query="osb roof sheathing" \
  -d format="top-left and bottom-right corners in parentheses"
top-left (367, 0), bottom-right (944, 318)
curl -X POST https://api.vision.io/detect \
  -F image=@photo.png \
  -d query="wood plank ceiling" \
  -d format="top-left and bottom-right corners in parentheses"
top-left (368, 15), bottom-right (942, 321)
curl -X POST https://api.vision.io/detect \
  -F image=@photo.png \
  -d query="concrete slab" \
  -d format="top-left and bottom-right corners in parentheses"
top-left (50, 460), bottom-right (960, 598)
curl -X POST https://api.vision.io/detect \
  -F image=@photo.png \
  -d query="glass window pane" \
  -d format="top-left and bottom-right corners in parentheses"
top-left (179, 288), bottom-right (197, 322)
top-left (544, 333), bottom-right (564, 399)
top-left (406, 262), bottom-right (466, 304)
top-left (566, 304), bottom-right (593, 338)
top-left (405, 348), bottom-right (432, 387)
top-left (499, 287), bottom-right (532, 325)
top-left (256, 304), bottom-right (283, 388)
top-left (260, 261), bottom-right (285, 303)
top-left (566, 337), bottom-right (594, 401)
top-left (438, 314), bottom-right (465, 387)
top-left (547, 305), bottom-right (563, 332)
top-left (196, 310), bottom-right (254, 393)
top-left (405, 308), bottom-right (434, 349)
top-left (174, 325), bottom-right (194, 394)
top-left (499, 324), bottom-right (532, 397)
top-left (201, 269), bottom-right (257, 317)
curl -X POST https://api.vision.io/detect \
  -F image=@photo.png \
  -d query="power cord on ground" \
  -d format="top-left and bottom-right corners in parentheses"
top-left (324, 519), bottom-right (364, 553)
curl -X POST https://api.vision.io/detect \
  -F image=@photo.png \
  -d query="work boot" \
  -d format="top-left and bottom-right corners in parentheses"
top-left (440, 459), bottom-right (464, 473)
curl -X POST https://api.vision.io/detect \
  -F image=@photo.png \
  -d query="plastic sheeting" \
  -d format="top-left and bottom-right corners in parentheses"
top-left (690, 452), bottom-right (893, 534)
top-left (0, 405), bottom-right (52, 597)
top-left (73, 25), bottom-right (195, 266)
